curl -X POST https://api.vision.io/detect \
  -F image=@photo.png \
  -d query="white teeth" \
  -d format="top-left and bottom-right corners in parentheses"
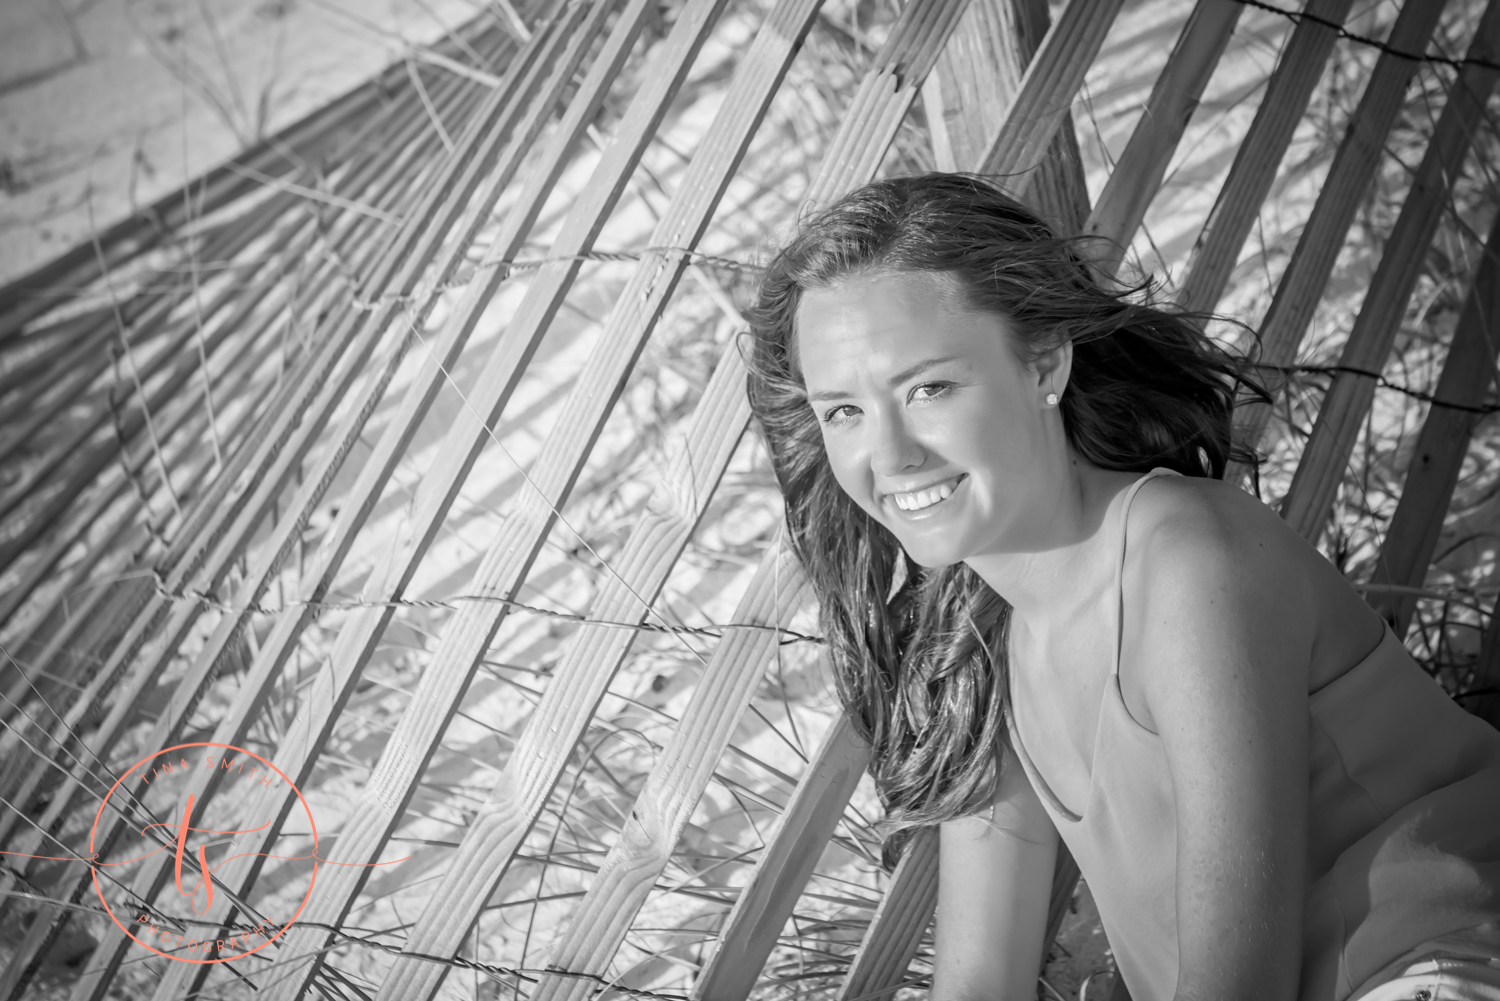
top-left (890, 478), bottom-right (960, 512)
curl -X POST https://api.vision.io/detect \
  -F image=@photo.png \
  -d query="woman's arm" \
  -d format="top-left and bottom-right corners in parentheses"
top-left (931, 749), bottom-right (1061, 1001)
top-left (1127, 482), bottom-right (1317, 1001)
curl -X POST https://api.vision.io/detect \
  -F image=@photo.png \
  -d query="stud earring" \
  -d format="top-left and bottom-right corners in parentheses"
top-left (1045, 392), bottom-right (1060, 406)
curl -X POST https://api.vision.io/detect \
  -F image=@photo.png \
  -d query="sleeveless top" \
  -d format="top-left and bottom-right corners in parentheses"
top-left (1004, 468), bottom-right (1500, 1001)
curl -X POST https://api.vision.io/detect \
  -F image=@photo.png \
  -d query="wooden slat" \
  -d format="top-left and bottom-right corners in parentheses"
top-left (838, 825), bottom-right (940, 1001)
top-left (1177, 0), bottom-right (1356, 315)
top-left (1084, 0), bottom-right (1241, 276)
top-left (1367, 209), bottom-right (1500, 636)
top-left (144, 0), bottom-right (596, 801)
top-left (977, 0), bottom-right (1130, 198)
top-left (1280, 0), bottom-right (1500, 543)
top-left (0, 309), bottom-right (112, 400)
top-left (1, 525), bottom-right (151, 720)
top-left (695, 714), bottom-right (870, 1000)
top-left (250, 4), bottom-right (736, 998)
top-left (1227, 0), bottom-right (1449, 469)
top-left (926, 0), bottom-right (1090, 233)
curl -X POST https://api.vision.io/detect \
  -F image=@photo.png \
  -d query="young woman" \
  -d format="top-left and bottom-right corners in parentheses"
top-left (745, 174), bottom-right (1500, 1001)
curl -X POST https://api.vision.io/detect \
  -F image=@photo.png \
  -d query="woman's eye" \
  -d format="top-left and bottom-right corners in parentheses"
top-left (910, 382), bottom-right (952, 402)
top-left (820, 404), bottom-right (860, 426)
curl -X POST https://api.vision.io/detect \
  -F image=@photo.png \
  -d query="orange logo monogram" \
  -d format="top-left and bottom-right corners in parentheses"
top-left (7, 742), bottom-right (400, 965)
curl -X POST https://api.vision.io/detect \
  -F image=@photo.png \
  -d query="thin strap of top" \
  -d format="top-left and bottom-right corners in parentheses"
top-left (1005, 468), bottom-right (1185, 824)
top-left (1110, 468), bottom-right (1182, 680)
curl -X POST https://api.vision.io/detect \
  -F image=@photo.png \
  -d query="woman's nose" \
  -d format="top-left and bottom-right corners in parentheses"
top-left (869, 413), bottom-right (924, 475)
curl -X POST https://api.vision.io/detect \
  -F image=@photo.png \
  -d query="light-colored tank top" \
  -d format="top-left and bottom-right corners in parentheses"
top-left (1005, 468), bottom-right (1500, 1000)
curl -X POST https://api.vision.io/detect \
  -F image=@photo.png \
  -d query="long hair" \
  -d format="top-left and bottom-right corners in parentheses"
top-left (744, 174), bottom-right (1265, 860)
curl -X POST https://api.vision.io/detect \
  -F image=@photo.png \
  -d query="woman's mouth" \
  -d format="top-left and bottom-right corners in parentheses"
top-left (886, 474), bottom-right (966, 514)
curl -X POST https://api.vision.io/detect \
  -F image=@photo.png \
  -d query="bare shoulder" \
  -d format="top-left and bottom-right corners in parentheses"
top-left (1101, 474), bottom-right (1315, 732)
top-left (1122, 474), bottom-right (1311, 597)
top-left (1115, 472), bottom-right (1383, 700)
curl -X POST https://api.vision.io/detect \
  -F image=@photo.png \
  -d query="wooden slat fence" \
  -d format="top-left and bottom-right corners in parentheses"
top-left (0, 2), bottom-right (550, 892)
top-left (1279, 0), bottom-right (1500, 543)
top-left (1226, 0), bottom-right (1449, 475)
top-left (1366, 206), bottom-right (1500, 667)
top-left (1177, 0), bottom-right (1358, 314)
top-left (1084, 0), bottom-right (1243, 277)
top-left (0, 12), bottom-right (538, 995)
top-left (2, 0), bottom-right (1498, 999)
top-left (0, 12), bottom-right (509, 860)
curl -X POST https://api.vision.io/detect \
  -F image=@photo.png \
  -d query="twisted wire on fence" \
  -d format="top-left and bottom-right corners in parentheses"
top-left (1233, 0), bottom-right (1500, 73)
top-left (1259, 362), bottom-right (1500, 416)
top-left (141, 570), bottom-right (824, 644)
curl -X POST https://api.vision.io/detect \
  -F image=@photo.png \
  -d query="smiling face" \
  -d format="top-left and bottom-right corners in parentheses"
top-left (795, 269), bottom-right (1070, 568)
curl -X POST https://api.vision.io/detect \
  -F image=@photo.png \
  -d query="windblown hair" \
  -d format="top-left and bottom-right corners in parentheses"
top-left (744, 173), bottom-right (1265, 861)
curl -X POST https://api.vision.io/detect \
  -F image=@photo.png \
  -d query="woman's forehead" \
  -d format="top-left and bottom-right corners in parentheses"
top-left (798, 272), bottom-right (957, 353)
top-left (794, 270), bottom-right (1017, 380)
top-left (801, 268), bottom-right (967, 316)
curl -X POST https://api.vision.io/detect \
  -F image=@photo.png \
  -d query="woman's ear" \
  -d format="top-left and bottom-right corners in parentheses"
top-left (1032, 339), bottom-right (1074, 403)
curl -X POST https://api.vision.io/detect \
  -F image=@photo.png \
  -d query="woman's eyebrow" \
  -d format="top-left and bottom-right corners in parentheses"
top-left (807, 356), bottom-right (960, 402)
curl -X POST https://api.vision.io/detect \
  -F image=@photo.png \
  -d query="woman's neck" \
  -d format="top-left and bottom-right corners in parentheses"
top-left (964, 458), bottom-right (1141, 624)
